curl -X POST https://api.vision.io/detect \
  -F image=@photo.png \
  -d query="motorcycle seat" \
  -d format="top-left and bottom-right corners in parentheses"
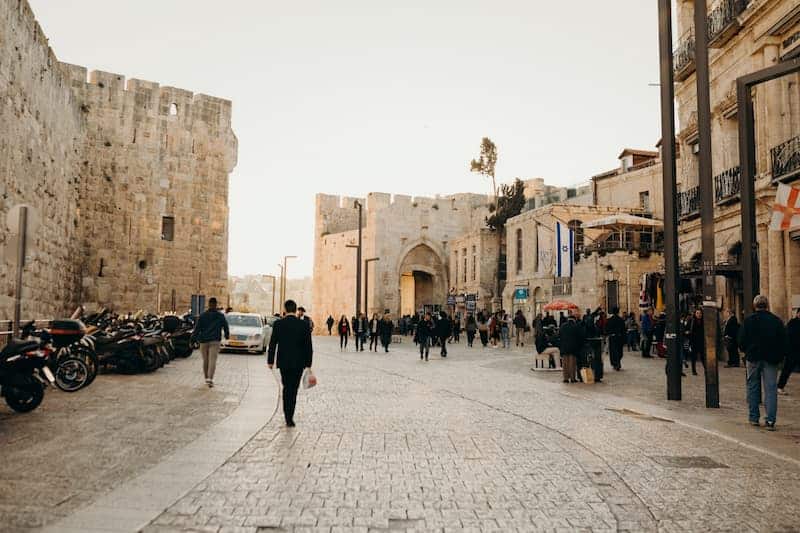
top-left (1, 339), bottom-right (40, 357)
top-left (141, 337), bottom-right (161, 347)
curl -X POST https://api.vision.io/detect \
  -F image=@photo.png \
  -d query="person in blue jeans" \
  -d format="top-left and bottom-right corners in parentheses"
top-left (738, 295), bottom-right (788, 431)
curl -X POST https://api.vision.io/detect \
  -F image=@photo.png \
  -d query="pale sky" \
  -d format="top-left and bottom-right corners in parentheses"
top-left (31, 1), bottom-right (662, 278)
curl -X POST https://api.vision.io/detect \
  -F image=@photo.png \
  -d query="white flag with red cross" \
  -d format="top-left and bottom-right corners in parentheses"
top-left (770, 183), bottom-right (800, 231)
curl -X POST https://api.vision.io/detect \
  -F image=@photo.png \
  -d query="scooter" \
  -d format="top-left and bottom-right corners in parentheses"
top-left (0, 337), bottom-right (55, 412)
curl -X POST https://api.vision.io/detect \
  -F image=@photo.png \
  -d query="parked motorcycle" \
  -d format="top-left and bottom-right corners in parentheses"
top-left (0, 337), bottom-right (55, 412)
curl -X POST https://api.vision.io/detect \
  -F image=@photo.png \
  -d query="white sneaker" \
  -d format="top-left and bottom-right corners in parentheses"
top-left (778, 388), bottom-right (787, 395)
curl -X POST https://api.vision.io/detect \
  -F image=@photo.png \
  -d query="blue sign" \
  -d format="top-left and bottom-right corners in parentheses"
top-left (513, 288), bottom-right (529, 301)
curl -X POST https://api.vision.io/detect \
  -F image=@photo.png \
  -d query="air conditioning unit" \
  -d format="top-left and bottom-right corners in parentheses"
top-left (791, 229), bottom-right (800, 241)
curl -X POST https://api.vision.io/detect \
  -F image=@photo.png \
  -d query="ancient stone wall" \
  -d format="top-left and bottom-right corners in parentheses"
top-left (62, 66), bottom-right (237, 313)
top-left (0, 0), bottom-right (85, 319)
top-left (0, 0), bottom-right (237, 320)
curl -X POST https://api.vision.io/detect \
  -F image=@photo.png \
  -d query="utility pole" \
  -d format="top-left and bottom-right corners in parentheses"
top-left (695, 0), bottom-right (719, 408)
top-left (657, 0), bottom-right (682, 401)
top-left (364, 257), bottom-right (380, 316)
top-left (12, 206), bottom-right (28, 338)
top-left (263, 274), bottom-right (277, 315)
top-left (281, 256), bottom-right (297, 306)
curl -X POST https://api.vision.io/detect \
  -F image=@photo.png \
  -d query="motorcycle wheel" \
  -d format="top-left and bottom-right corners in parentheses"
top-left (141, 348), bottom-right (159, 373)
top-left (4, 378), bottom-right (45, 413)
top-left (71, 346), bottom-right (99, 386)
top-left (54, 357), bottom-right (90, 392)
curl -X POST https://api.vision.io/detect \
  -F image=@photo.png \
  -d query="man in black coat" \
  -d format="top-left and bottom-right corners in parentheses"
top-left (559, 311), bottom-right (585, 383)
top-left (605, 306), bottom-right (626, 371)
top-left (738, 295), bottom-right (787, 430)
top-left (722, 309), bottom-right (740, 367)
top-left (268, 300), bottom-right (313, 427)
top-left (778, 307), bottom-right (800, 394)
top-left (435, 311), bottom-right (451, 357)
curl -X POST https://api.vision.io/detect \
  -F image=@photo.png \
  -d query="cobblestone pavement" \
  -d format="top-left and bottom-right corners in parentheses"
top-left (144, 337), bottom-right (800, 533)
top-left (0, 350), bottom-right (255, 532)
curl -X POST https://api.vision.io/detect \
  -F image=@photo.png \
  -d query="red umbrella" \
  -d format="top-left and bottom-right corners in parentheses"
top-left (543, 299), bottom-right (579, 312)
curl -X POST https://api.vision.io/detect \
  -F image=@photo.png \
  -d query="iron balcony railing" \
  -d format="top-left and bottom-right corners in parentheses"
top-left (678, 186), bottom-right (701, 220)
top-left (771, 134), bottom-right (800, 182)
top-left (582, 241), bottom-right (663, 255)
top-left (714, 165), bottom-right (741, 204)
top-left (708, 0), bottom-right (749, 46)
top-left (674, 32), bottom-right (696, 81)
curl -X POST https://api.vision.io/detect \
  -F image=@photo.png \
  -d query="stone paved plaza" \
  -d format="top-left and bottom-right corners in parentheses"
top-left (2, 337), bottom-right (799, 532)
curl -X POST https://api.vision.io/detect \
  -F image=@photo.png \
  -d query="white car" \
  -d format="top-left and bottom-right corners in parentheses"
top-left (221, 313), bottom-right (269, 354)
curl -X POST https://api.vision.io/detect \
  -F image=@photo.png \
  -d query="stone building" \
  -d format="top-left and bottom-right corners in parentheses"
top-left (673, 0), bottom-right (800, 318)
top-left (0, 0), bottom-right (237, 320)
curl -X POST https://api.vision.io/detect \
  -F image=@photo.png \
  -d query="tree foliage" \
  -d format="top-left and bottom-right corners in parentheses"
top-left (469, 137), bottom-right (498, 198)
top-left (486, 178), bottom-right (525, 230)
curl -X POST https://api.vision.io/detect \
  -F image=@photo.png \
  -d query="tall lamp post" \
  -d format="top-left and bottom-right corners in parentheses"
top-left (364, 257), bottom-right (380, 316)
top-left (694, 0), bottom-right (720, 408)
top-left (263, 274), bottom-right (277, 315)
top-left (281, 256), bottom-right (297, 306)
top-left (657, 0), bottom-right (682, 401)
top-left (354, 200), bottom-right (363, 318)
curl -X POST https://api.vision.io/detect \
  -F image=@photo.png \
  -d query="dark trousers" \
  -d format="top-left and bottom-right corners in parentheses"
top-left (725, 340), bottom-right (740, 366)
top-left (439, 336), bottom-right (448, 356)
top-left (609, 336), bottom-right (624, 370)
top-left (369, 333), bottom-right (378, 351)
top-left (479, 330), bottom-right (488, 346)
top-left (339, 334), bottom-right (348, 349)
top-left (627, 330), bottom-right (639, 351)
top-left (590, 341), bottom-right (604, 381)
top-left (643, 331), bottom-right (653, 357)
top-left (466, 330), bottom-right (475, 346)
top-left (778, 352), bottom-right (798, 389)
top-left (355, 333), bottom-right (365, 351)
top-left (381, 334), bottom-right (391, 352)
top-left (419, 337), bottom-right (430, 359)
top-left (280, 367), bottom-right (303, 424)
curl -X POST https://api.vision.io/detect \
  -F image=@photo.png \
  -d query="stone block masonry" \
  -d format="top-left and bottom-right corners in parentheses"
top-left (0, 0), bottom-right (237, 319)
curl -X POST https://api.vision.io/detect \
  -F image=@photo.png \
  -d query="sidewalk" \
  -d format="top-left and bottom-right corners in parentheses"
top-left (489, 346), bottom-right (800, 463)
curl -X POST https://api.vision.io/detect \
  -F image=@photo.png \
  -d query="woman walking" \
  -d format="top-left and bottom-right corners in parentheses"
top-left (688, 308), bottom-right (705, 375)
top-left (416, 312), bottom-right (434, 361)
top-left (368, 313), bottom-right (380, 352)
top-left (337, 315), bottom-right (350, 350)
top-left (478, 313), bottom-right (489, 347)
top-left (379, 313), bottom-right (393, 353)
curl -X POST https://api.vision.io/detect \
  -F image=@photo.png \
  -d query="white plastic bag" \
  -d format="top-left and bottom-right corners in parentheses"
top-left (302, 368), bottom-right (317, 389)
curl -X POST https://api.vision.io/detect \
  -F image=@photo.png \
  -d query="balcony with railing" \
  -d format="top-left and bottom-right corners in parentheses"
top-left (581, 241), bottom-right (663, 256)
top-left (714, 165), bottom-right (741, 204)
top-left (678, 186), bottom-right (701, 220)
top-left (708, 0), bottom-right (750, 47)
top-left (674, 32), bottom-right (696, 81)
top-left (771, 134), bottom-right (800, 182)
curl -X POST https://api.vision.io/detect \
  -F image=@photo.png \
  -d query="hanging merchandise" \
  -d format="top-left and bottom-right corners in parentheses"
top-left (656, 278), bottom-right (665, 313)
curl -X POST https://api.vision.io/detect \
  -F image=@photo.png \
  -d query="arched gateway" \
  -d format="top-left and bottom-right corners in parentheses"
top-left (397, 243), bottom-right (448, 316)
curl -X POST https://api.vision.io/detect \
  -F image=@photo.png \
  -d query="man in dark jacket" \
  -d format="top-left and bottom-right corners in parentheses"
top-left (559, 311), bottom-right (585, 383)
top-left (723, 309), bottom-right (740, 367)
top-left (778, 307), bottom-right (800, 395)
top-left (192, 297), bottom-right (229, 388)
top-left (325, 315), bottom-right (334, 335)
top-left (738, 295), bottom-right (787, 430)
top-left (416, 312), bottom-right (434, 361)
top-left (378, 314), bottom-right (393, 353)
top-left (605, 306), bottom-right (626, 371)
top-left (268, 300), bottom-right (313, 427)
top-left (353, 313), bottom-right (368, 351)
top-left (436, 311), bottom-right (451, 357)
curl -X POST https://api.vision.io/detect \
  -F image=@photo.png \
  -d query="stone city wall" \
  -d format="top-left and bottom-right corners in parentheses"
top-left (0, 0), bottom-right (237, 320)
top-left (0, 0), bottom-right (84, 319)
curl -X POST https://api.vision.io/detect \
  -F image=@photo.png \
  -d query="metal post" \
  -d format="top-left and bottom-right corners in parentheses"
top-left (738, 81), bottom-right (758, 316)
top-left (658, 0), bottom-right (682, 401)
top-left (13, 206), bottom-right (28, 339)
top-left (365, 258), bottom-right (380, 316)
top-left (695, 0), bottom-right (719, 408)
top-left (355, 201), bottom-right (363, 318)
top-left (277, 264), bottom-right (284, 309)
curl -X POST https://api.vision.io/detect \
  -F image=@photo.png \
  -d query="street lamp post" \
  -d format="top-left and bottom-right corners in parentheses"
top-left (694, 0), bottom-right (720, 408)
top-left (657, 0), bottom-right (682, 401)
top-left (263, 274), bottom-right (277, 315)
top-left (281, 256), bottom-right (297, 306)
top-left (364, 257), bottom-right (380, 316)
top-left (354, 200), bottom-right (363, 318)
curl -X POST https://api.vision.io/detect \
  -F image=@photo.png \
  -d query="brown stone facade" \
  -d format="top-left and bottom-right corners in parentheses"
top-left (0, 0), bottom-right (237, 320)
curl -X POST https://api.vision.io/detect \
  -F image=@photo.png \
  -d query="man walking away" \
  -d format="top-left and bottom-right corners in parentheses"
top-left (353, 313), bottom-right (368, 351)
top-left (559, 311), bottom-right (584, 383)
top-left (625, 311), bottom-right (639, 352)
top-left (606, 307), bottom-right (625, 371)
top-left (326, 315), bottom-right (334, 335)
top-left (465, 313), bottom-right (477, 347)
top-left (513, 310), bottom-right (527, 347)
top-left (416, 312), bottom-right (434, 361)
top-left (738, 295), bottom-right (787, 431)
top-left (192, 297), bottom-right (229, 388)
top-left (436, 311), bottom-right (451, 357)
top-left (379, 313), bottom-right (393, 353)
top-left (778, 307), bottom-right (800, 395)
top-left (641, 308), bottom-right (654, 357)
top-left (268, 300), bottom-right (313, 428)
top-left (297, 307), bottom-right (314, 333)
top-left (723, 309), bottom-right (740, 367)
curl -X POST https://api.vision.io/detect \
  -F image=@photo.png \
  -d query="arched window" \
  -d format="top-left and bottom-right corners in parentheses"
top-left (568, 220), bottom-right (584, 251)
top-left (515, 228), bottom-right (523, 273)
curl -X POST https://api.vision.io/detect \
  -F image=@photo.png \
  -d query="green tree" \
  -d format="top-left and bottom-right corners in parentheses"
top-left (486, 178), bottom-right (526, 230)
top-left (469, 137), bottom-right (498, 202)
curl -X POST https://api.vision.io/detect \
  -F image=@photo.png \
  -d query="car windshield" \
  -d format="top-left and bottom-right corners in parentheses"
top-left (226, 315), bottom-right (262, 328)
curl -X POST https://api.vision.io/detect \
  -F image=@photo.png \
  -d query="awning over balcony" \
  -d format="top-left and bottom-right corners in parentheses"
top-left (583, 214), bottom-right (664, 230)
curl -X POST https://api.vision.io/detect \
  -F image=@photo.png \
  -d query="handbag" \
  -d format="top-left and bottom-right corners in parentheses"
top-left (579, 367), bottom-right (595, 384)
top-left (302, 368), bottom-right (317, 389)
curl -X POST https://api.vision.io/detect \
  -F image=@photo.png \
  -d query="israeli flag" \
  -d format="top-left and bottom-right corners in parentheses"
top-left (554, 221), bottom-right (574, 278)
